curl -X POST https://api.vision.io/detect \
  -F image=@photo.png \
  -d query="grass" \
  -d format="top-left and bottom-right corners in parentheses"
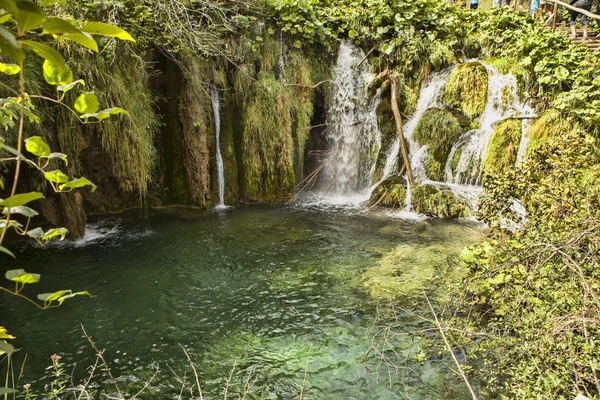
top-left (483, 118), bottom-right (522, 180)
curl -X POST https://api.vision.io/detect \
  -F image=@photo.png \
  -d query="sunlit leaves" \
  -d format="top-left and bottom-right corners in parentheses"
top-left (0, 62), bottom-right (19, 74)
top-left (74, 92), bottom-right (99, 114)
top-left (42, 59), bottom-right (73, 85)
top-left (6, 269), bottom-right (40, 284)
top-left (0, 327), bottom-right (14, 340)
top-left (25, 135), bottom-right (51, 156)
top-left (83, 107), bottom-right (128, 121)
top-left (44, 169), bottom-right (68, 185)
top-left (59, 177), bottom-right (96, 193)
top-left (82, 21), bottom-right (135, 42)
top-left (38, 290), bottom-right (90, 306)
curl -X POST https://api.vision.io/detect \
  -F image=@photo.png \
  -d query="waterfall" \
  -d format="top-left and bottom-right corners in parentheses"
top-left (320, 40), bottom-right (383, 200)
top-left (447, 65), bottom-right (533, 185)
top-left (210, 87), bottom-right (226, 208)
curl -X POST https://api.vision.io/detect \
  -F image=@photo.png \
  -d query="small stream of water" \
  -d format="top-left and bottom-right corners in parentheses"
top-left (211, 87), bottom-right (226, 208)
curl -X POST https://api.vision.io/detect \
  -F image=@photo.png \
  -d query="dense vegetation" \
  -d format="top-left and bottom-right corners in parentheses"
top-left (1, 0), bottom-right (600, 398)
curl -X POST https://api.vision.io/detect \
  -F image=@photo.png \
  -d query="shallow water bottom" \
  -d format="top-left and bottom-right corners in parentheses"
top-left (1, 205), bottom-right (483, 399)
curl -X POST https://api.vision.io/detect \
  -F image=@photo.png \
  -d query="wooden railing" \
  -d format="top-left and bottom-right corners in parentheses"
top-left (508, 0), bottom-right (600, 31)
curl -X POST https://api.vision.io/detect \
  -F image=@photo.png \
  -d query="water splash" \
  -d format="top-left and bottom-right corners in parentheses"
top-left (211, 87), bottom-right (226, 209)
top-left (320, 40), bottom-right (382, 200)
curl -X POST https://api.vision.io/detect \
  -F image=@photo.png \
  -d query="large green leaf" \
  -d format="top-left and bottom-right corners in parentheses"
top-left (0, 61), bottom-right (19, 74)
top-left (0, 25), bottom-right (23, 62)
top-left (3, 205), bottom-right (38, 217)
top-left (0, 192), bottom-right (44, 208)
top-left (15, 0), bottom-right (44, 32)
top-left (74, 92), bottom-right (99, 114)
top-left (63, 32), bottom-right (98, 52)
top-left (0, 0), bottom-right (18, 15)
top-left (82, 21), bottom-right (135, 42)
top-left (25, 135), bottom-right (51, 156)
top-left (22, 40), bottom-right (66, 69)
top-left (5, 269), bottom-right (40, 284)
top-left (42, 59), bottom-right (73, 85)
top-left (44, 169), bottom-right (68, 184)
top-left (0, 13), bottom-right (12, 24)
top-left (59, 177), bottom-right (96, 193)
top-left (42, 17), bottom-right (79, 34)
top-left (26, 227), bottom-right (44, 239)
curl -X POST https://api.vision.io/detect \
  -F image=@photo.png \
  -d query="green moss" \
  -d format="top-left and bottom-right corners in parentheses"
top-left (414, 108), bottom-right (463, 181)
top-left (242, 72), bottom-right (295, 201)
top-left (483, 118), bottom-right (522, 180)
top-left (527, 109), bottom-right (572, 155)
top-left (372, 97), bottom-right (399, 183)
top-left (220, 91), bottom-right (240, 205)
top-left (443, 62), bottom-right (489, 119)
top-left (369, 176), bottom-right (407, 208)
top-left (411, 184), bottom-right (469, 218)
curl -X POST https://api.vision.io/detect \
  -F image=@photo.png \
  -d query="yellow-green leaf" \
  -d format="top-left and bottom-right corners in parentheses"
top-left (74, 92), bottom-right (99, 114)
top-left (25, 135), bottom-right (51, 156)
top-left (0, 61), bottom-right (19, 74)
top-left (82, 21), bottom-right (135, 42)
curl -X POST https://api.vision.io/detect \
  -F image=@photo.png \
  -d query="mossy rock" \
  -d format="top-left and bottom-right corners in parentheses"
top-left (363, 244), bottom-right (446, 300)
top-left (482, 118), bottom-right (522, 181)
top-left (443, 62), bottom-right (489, 119)
top-left (414, 108), bottom-right (463, 181)
top-left (411, 184), bottom-right (469, 218)
top-left (527, 109), bottom-right (572, 155)
top-left (369, 176), bottom-right (407, 208)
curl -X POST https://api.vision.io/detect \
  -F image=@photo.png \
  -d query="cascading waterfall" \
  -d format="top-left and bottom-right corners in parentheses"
top-left (374, 63), bottom-right (533, 215)
top-left (320, 40), bottom-right (383, 200)
top-left (210, 87), bottom-right (226, 208)
top-left (446, 65), bottom-right (534, 185)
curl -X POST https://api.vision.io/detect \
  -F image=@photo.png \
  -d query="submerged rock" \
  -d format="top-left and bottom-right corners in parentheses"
top-left (414, 108), bottom-right (463, 182)
top-left (482, 118), bottom-right (522, 181)
top-left (411, 184), bottom-right (469, 218)
top-left (369, 176), bottom-right (407, 208)
top-left (443, 61), bottom-right (489, 119)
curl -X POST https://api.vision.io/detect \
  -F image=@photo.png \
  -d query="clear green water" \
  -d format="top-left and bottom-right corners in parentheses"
top-left (1, 206), bottom-right (483, 399)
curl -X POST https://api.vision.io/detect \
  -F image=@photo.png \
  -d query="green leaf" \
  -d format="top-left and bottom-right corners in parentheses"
top-left (42, 17), bottom-right (79, 34)
top-left (0, 340), bottom-right (14, 356)
top-left (59, 177), bottom-right (96, 193)
top-left (42, 59), bottom-right (72, 85)
top-left (0, 25), bottom-right (24, 62)
top-left (57, 291), bottom-right (90, 304)
top-left (22, 40), bottom-right (66, 69)
top-left (0, 388), bottom-right (17, 395)
top-left (0, 0), bottom-right (18, 15)
top-left (15, 0), bottom-right (44, 32)
top-left (63, 32), bottom-right (98, 52)
top-left (74, 92), bottom-right (99, 114)
top-left (82, 21), bottom-right (135, 42)
top-left (5, 269), bottom-right (40, 284)
top-left (0, 13), bottom-right (12, 24)
top-left (3, 205), bottom-right (38, 217)
top-left (0, 246), bottom-right (15, 258)
top-left (42, 227), bottom-right (68, 241)
top-left (57, 79), bottom-right (84, 93)
top-left (554, 66), bottom-right (569, 81)
top-left (0, 327), bottom-right (15, 340)
top-left (44, 169), bottom-right (68, 184)
top-left (42, 152), bottom-right (68, 166)
top-left (26, 227), bottom-right (43, 238)
top-left (38, 289), bottom-right (70, 302)
top-left (86, 107), bottom-right (128, 121)
top-left (25, 135), bottom-right (51, 156)
top-left (0, 192), bottom-right (44, 208)
top-left (0, 61), bottom-right (19, 74)
top-left (38, 289), bottom-right (90, 304)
